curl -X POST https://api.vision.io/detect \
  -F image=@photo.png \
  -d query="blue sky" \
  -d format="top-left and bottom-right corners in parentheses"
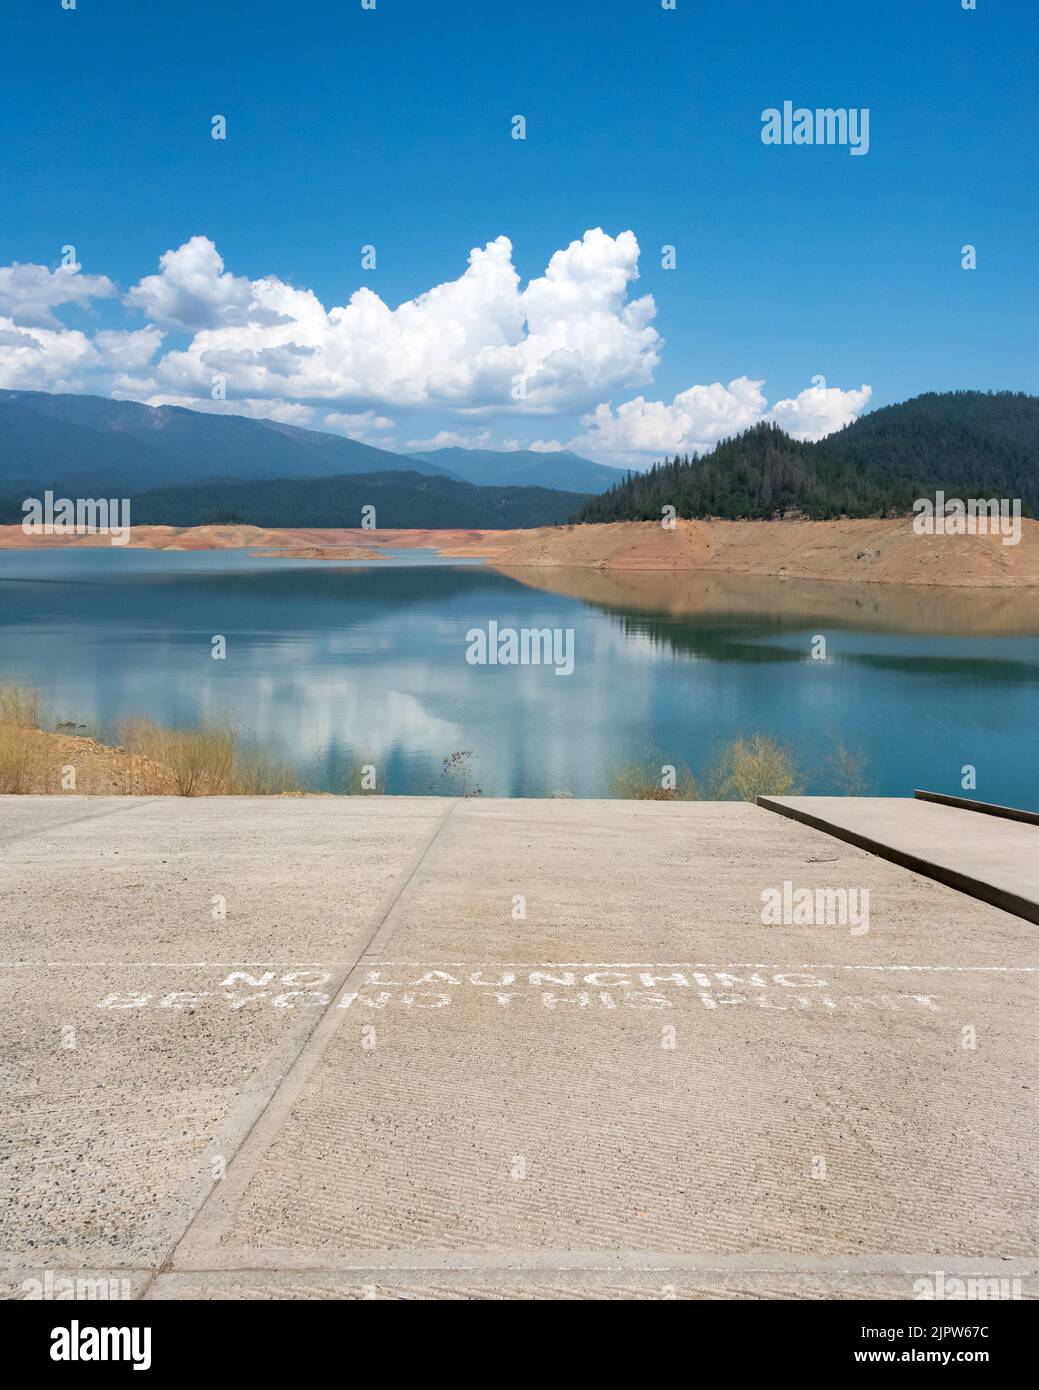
top-left (0, 0), bottom-right (1035, 468)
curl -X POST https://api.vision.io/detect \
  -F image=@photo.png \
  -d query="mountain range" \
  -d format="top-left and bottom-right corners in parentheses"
top-left (578, 391), bottom-right (1039, 523)
top-left (0, 389), bottom-right (614, 494)
top-left (2, 387), bottom-right (1037, 531)
top-left (408, 446), bottom-right (623, 493)
top-left (0, 389), bottom-right (450, 490)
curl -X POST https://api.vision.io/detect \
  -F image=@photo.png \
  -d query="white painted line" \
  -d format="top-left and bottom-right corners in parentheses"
top-left (367, 961), bottom-right (1039, 972)
top-left (5, 961), bottom-right (1035, 971)
top-left (0, 961), bottom-right (339, 968)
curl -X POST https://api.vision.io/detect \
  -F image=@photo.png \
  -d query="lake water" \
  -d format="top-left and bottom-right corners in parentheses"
top-left (1, 547), bottom-right (1037, 807)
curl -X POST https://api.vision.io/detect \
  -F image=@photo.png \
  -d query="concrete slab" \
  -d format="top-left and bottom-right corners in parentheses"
top-left (1, 797), bottom-right (1036, 1300)
top-left (0, 795), bottom-right (450, 1267)
top-left (760, 795), bottom-right (1039, 924)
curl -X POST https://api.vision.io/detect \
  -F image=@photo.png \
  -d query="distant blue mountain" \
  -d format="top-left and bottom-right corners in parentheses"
top-left (0, 389), bottom-right (454, 491)
top-left (409, 446), bottom-right (625, 494)
top-left (0, 389), bottom-right (596, 528)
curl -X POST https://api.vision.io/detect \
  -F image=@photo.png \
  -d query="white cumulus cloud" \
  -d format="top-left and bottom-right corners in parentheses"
top-left (0, 261), bottom-right (116, 329)
top-left (324, 410), bottom-right (395, 441)
top-left (574, 377), bottom-right (872, 464)
top-left (0, 319), bottom-right (161, 393)
top-left (404, 428), bottom-right (495, 452)
top-left (126, 228), bottom-right (660, 414)
top-left (124, 236), bottom-right (273, 332)
top-left (766, 383), bottom-right (872, 440)
top-left (0, 234), bottom-right (872, 464)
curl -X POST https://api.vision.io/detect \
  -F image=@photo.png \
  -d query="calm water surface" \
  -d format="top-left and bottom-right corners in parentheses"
top-left (1, 548), bottom-right (1036, 806)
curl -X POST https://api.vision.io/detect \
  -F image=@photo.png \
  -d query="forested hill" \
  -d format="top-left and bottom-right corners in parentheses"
top-left (577, 392), bottom-right (1039, 522)
top-left (52, 470), bottom-right (588, 531)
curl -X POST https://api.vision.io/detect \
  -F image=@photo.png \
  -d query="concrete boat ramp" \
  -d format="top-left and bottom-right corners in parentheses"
top-left (1, 794), bottom-right (1035, 1300)
top-left (760, 793), bottom-right (1039, 925)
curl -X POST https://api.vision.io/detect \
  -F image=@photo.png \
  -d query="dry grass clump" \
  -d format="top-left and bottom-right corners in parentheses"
top-left (0, 683), bottom-right (48, 793)
top-left (116, 719), bottom-right (234, 795)
top-left (116, 718), bottom-right (300, 796)
top-left (704, 733), bottom-right (803, 800)
top-left (827, 737), bottom-right (871, 796)
top-left (1, 679), bottom-right (860, 804)
top-left (0, 725), bottom-right (49, 793)
top-left (0, 683), bottom-right (42, 729)
top-left (607, 757), bottom-right (700, 801)
top-left (607, 734), bottom-right (804, 803)
top-left (0, 683), bottom-right (302, 796)
top-left (229, 747), bottom-right (302, 795)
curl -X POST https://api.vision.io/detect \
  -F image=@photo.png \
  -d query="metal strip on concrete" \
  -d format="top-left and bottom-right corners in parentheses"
top-left (758, 795), bottom-right (1039, 925)
top-left (915, 789), bottom-right (1039, 827)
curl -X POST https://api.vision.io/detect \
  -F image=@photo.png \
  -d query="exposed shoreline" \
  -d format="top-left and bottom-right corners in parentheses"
top-left (1, 516), bottom-right (1037, 587)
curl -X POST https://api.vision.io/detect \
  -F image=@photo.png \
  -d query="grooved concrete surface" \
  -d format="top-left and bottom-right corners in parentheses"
top-left (763, 795), bottom-right (1039, 918)
top-left (1, 795), bottom-right (1036, 1301)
